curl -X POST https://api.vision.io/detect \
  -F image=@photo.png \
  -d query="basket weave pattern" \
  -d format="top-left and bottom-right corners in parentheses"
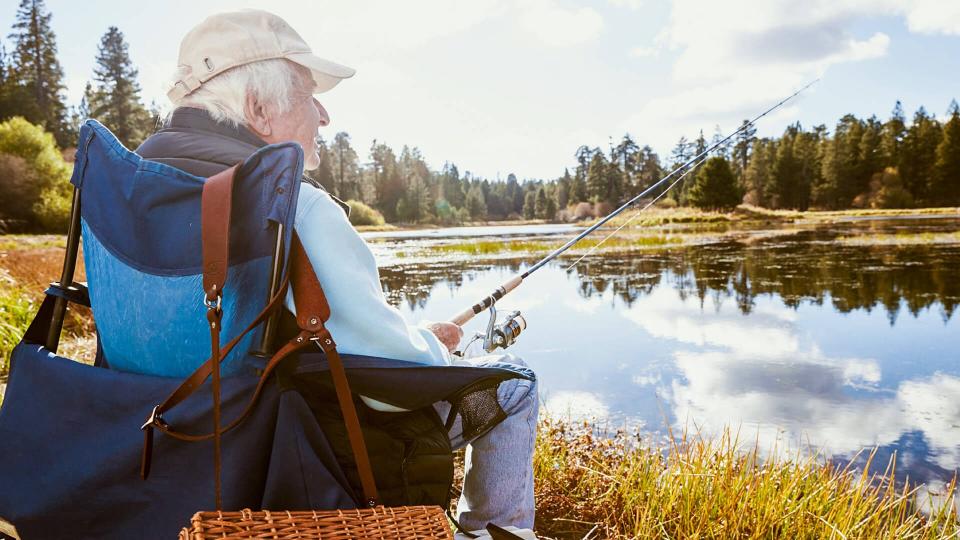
top-left (179, 506), bottom-right (454, 539)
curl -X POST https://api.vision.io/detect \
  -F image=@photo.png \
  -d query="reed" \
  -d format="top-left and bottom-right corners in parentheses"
top-left (532, 418), bottom-right (959, 539)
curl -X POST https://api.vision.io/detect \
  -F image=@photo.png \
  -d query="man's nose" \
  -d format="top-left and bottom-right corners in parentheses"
top-left (314, 98), bottom-right (330, 126)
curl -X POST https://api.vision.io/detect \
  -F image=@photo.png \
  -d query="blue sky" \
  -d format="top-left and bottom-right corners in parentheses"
top-left (2, 0), bottom-right (959, 179)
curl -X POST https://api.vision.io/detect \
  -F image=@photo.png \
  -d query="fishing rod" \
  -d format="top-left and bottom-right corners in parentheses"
top-left (450, 79), bottom-right (819, 353)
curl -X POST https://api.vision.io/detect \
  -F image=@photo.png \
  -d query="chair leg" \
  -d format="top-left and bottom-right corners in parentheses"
top-left (46, 187), bottom-right (83, 352)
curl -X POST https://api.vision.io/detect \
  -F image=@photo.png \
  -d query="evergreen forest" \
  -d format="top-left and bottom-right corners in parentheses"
top-left (0, 0), bottom-right (958, 231)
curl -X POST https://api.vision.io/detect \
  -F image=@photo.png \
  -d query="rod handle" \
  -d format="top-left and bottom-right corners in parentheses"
top-left (450, 275), bottom-right (522, 326)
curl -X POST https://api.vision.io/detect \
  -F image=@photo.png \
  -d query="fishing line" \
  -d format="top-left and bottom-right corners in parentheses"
top-left (449, 79), bottom-right (819, 332)
top-left (562, 153), bottom-right (710, 272)
top-left (521, 79), bottom-right (819, 278)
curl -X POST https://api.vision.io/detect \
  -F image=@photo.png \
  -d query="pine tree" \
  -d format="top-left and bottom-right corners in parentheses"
top-left (306, 136), bottom-right (336, 193)
top-left (556, 169), bottom-right (572, 208)
top-left (570, 172), bottom-right (587, 203)
top-left (687, 157), bottom-right (741, 211)
top-left (368, 140), bottom-right (401, 219)
top-left (634, 145), bottom-right (662, 195)
top-left (88, 26), bottom-right (151, 148)
top-left (586, 152), bottom-right (608, 202)
top-left (520, 189), bottom-right (534, 219)
top-left (465, 183), bottom-right (487, 220)
top-left (857, 116), bottom-right (883, 200)
top-left (613, 134), bottom-right (638, 193)
top-left (670, 136), bottom-right (691, 169)
top-left (0, 45), bottom-right (7, 86)
top-left (899, 107), bottom-right (942, 205)
top-left (8, 0), bottom-right (70, 145)
top-left (818, 114), bottom-right (864, 208)
top-left (400, 170), bottom-right (431, 222)
top-left (880, 101), bottom-right (906, 168)
top-left (440, 162), bottom-right (465, 209)
top-left (744, 138), bottom-right (773, 206)
top-left (732, 119), bottom-right (756, 181)
top-left (545, 187), bottom-right (558, 220)
top-left (331, 132), bottom-right (360, 200)
top-left (932, 100), bottom-right (960, 205)
top-left (0, 44), bottom-right (13, 120)
top-left (534, 187), bottom-right (549, 219)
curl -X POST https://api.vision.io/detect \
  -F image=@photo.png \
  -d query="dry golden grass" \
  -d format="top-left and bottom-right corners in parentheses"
top-left (0, 236), bottom-right (92, 381)
top-left (533, 418), bottom-right (958, 539)
top-left (1, 234), bottom-right (958, 538)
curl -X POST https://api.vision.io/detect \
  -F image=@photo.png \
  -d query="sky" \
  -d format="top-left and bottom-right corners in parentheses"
top-left (2, 0), bottom-right (959, 180)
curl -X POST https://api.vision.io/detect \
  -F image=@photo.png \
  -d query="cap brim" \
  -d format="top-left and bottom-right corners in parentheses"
top-left (285, 52), bottom-right (355, 94)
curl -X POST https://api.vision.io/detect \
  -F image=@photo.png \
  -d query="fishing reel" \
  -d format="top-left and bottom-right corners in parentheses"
top-left (459, 298), bottom-right (527, 355)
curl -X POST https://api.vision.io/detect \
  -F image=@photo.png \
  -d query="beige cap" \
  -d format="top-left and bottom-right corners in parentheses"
top-left (168, 9), bottom-right (355, 102)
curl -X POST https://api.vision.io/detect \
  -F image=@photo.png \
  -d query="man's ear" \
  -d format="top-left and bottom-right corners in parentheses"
top-left (244, 93), bottom-right (272, 138)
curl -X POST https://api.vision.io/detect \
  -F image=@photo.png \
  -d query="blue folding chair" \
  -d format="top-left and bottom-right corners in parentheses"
top-left (0, 120), bottom-right (531, 539)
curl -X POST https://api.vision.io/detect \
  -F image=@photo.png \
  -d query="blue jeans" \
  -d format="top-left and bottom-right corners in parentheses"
top-left (434, 353), bottom-right (539, 531)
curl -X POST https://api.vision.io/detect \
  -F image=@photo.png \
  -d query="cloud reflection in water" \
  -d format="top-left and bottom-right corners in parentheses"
top-left (624, 286), bottom-right (960, 476)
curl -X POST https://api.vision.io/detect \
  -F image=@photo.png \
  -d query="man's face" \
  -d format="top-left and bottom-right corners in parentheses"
top-left (261, 82), bottom-right (330, 171)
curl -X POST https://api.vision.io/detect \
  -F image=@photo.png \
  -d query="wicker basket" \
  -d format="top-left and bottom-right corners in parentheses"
top-left (179, 506), bottom-right (453, 539)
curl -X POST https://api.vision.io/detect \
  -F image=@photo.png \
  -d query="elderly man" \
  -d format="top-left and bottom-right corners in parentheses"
top-left (136, 9), bottom-right (537, 532)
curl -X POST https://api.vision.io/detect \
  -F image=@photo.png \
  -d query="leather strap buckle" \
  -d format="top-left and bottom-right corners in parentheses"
top-left (141, 405), bottom-right (168, 431)
top-left (204, 285), bottom-right (222, 312)
top-left (310, 328), bottom-right (336, 353)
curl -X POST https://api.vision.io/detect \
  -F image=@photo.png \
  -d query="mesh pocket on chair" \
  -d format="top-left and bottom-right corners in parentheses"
top-left (456, 384), bottom-right (507, 442)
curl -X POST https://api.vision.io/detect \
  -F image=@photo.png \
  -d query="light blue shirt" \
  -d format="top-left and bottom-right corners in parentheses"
top-left (284, 184), bottom-right (452, 366)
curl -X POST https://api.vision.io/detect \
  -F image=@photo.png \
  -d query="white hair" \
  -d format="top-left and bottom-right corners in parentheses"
top-left (169, 59), bottom-right (312, 128)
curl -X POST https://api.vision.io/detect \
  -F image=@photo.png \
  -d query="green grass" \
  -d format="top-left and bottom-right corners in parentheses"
top-left (403, 235), bottom-right (686, 259)
top-left (836, 231), bottom-right (960, 246)
top-left (0, 276), bottom-right (37, 407)
top-left (533, 418), bottom-right (958, 539)
top-left (0, 234), bottom-right (66, 251)
top-left (0, 281), bottom-right (37, 378)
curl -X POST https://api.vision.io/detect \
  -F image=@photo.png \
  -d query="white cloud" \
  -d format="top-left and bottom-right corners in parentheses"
top-left (621, 0), bottom-right (899, 152)
top-left (630, 45), bottom-right (659, 58)
top-left (609, 0), bottom-right (644, 10)
top-left (901, 0), bottom-right (960, 36)
top-left (545, 390), bottom-right (610, 419)
top-left (517, 0), bottom-right (604, 47)
top-left (618, 285), bottom-right (960, 472)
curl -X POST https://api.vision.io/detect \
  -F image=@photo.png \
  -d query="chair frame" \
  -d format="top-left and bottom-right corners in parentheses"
top-left (45, 186), bottom-right (286, 358)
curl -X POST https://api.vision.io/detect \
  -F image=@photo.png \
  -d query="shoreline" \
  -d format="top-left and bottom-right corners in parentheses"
top-left (356, 206), bottom-right (960, 234)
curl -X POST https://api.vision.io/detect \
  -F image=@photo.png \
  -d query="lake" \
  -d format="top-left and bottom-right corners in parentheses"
top-left (364, 216), bottom-right (960, 490)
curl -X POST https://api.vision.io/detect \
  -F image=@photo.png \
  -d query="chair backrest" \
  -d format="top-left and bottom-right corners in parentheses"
top-left (70, 120), bottom-right (303, 377)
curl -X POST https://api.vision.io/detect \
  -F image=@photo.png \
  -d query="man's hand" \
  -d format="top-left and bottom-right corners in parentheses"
top-left (427, 321), bottom-right (464, 353)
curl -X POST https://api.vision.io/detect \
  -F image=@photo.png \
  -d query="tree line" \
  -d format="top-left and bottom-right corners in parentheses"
top-left (310, 100), bottom-right (959, 224)
top-left (0, 0), bottom-right (157, 149)
top-left (0, 0), bottom-right (958, 231)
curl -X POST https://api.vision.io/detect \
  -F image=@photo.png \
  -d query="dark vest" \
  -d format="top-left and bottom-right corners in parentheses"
top-left (137, 109), bottom-right (453, 507)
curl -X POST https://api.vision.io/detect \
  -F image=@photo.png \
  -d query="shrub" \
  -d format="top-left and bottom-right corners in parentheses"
top-left (346, 199), bottom-right (386, 226)
top-left (870, 168), bottom-right (914, 209)
top-left (687, 157), bottom-right (742, 211)
top-left (571, 202), bottom-right (593, 220)
top-left (0, 117), bottom-right (73, 231)
top-left (0, 154), bottom-right (40, 222)
top-left (592, 201), bottom-right (613, 217)
top-left (656, 196), bottom-right (678, 209)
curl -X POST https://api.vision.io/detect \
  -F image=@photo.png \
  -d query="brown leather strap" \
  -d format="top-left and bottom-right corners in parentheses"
top-left (201, 166), bottom-right (235, 303)
top-left (201, 165), bottom-right (236, 510)
top-left (140, 230), bottom-right (381, 507)
top-left (289, 235), bottom-right (379, 507)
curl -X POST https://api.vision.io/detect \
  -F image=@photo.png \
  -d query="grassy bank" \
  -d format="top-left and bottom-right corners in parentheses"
top-left (0, 234), bottom-right (93, 399)
top-left (532, 418), bottom-right (958, 539)
top-left (1, 232), bottom-right (958, 537)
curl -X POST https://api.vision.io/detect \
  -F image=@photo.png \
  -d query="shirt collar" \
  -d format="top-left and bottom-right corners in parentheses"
top-left (166, 107), bottom-right (267, 149)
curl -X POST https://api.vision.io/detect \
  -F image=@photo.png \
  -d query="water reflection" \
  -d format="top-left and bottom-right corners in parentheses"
top-left (378, 219), bottom-right (960, 487)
